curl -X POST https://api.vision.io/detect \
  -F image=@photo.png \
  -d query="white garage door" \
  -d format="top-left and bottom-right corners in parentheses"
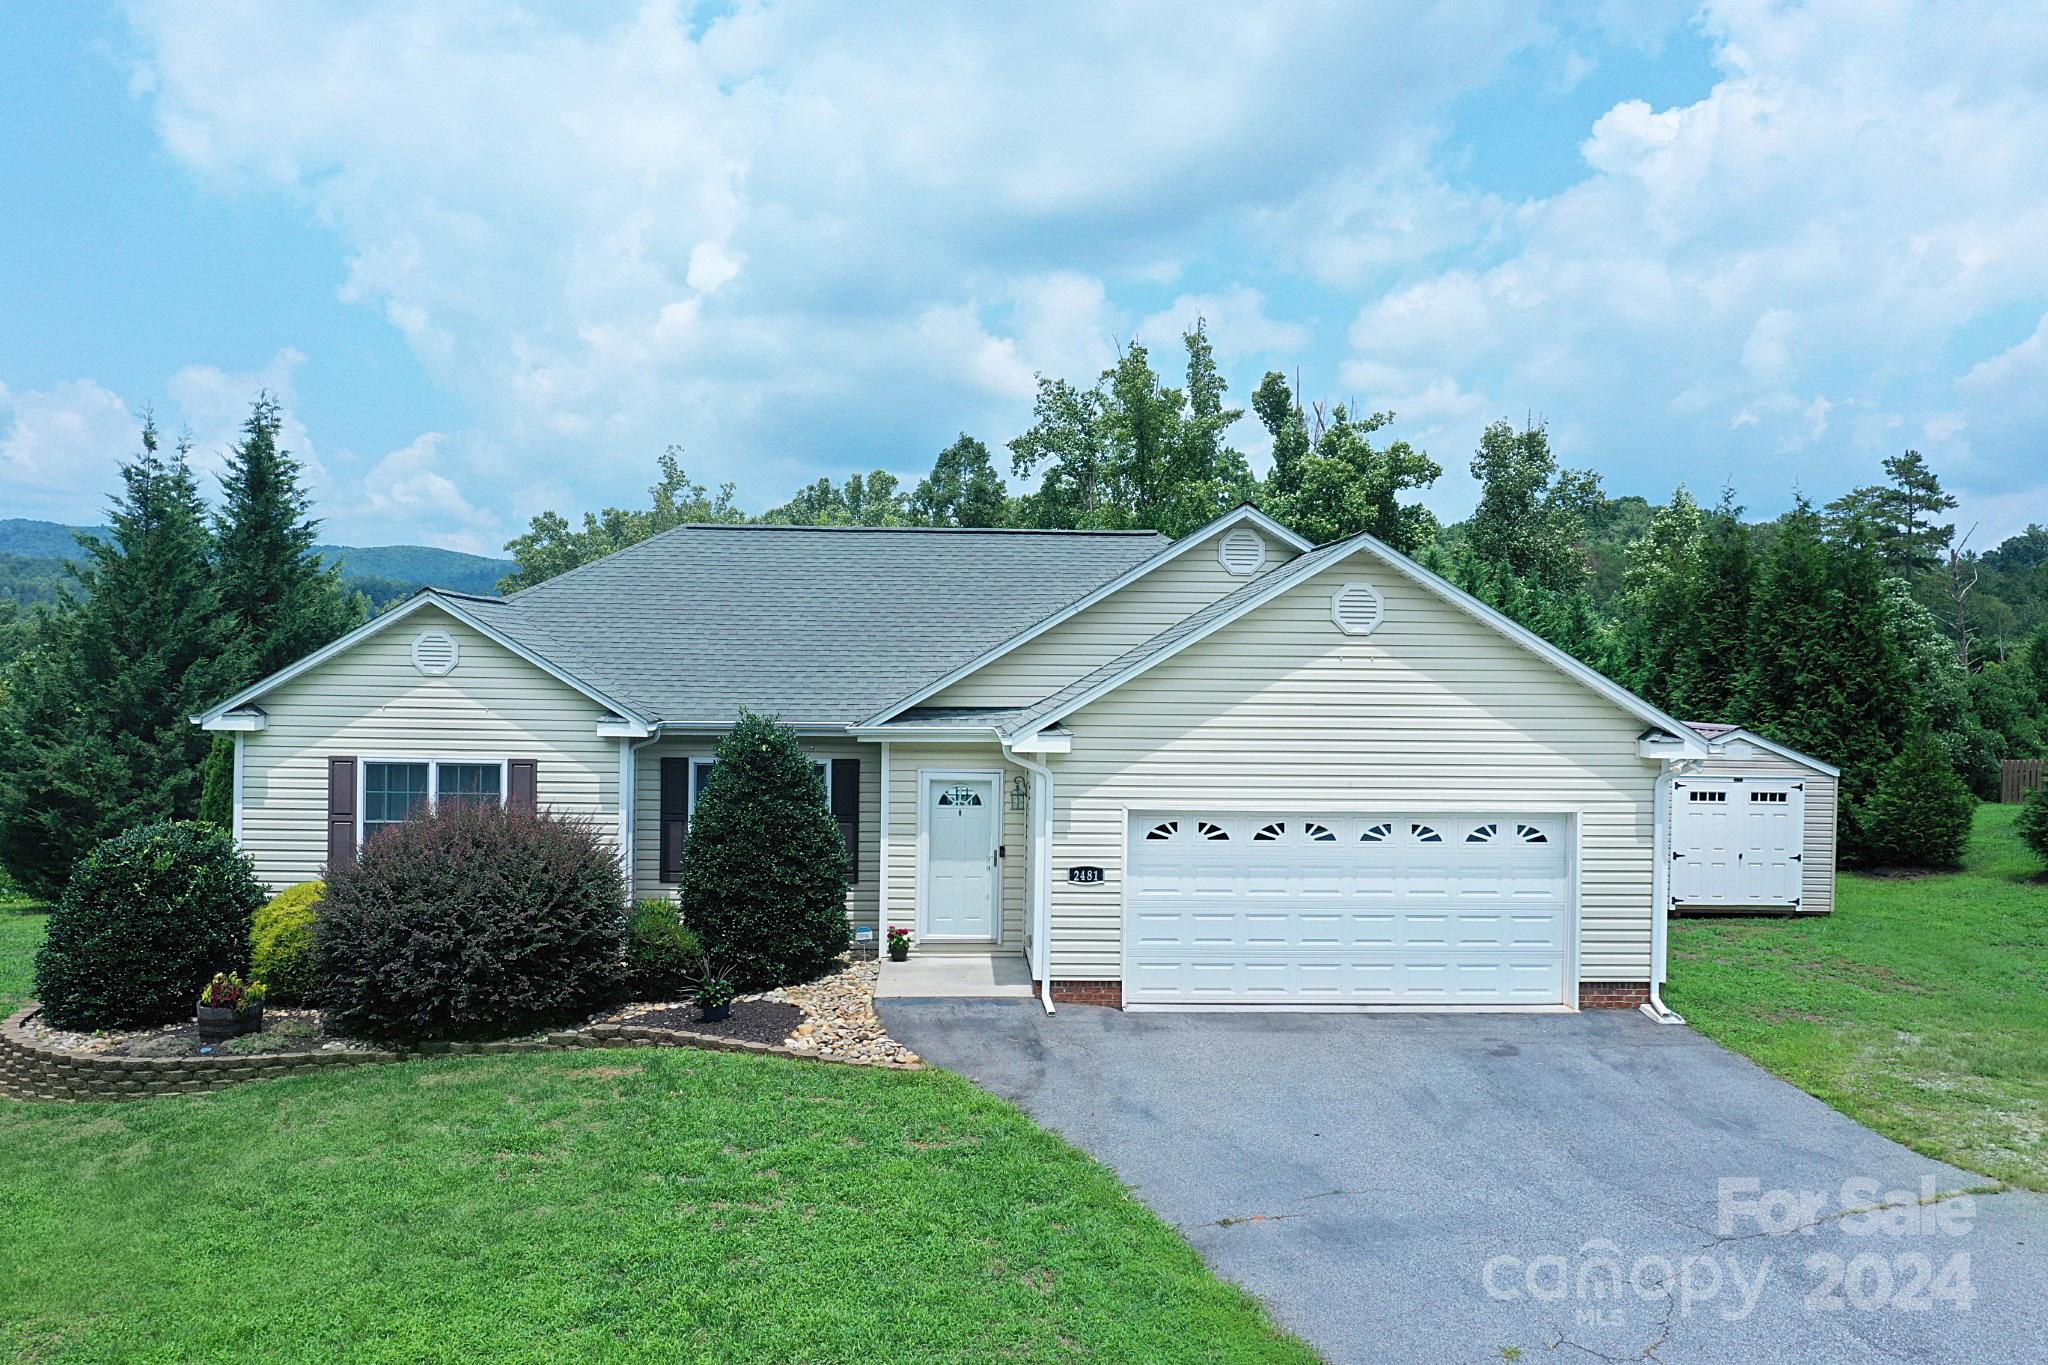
top-left (1670, 777), bottom-right (1804, 909)
top-left (1125, 812), bottom-right (1572, 1007)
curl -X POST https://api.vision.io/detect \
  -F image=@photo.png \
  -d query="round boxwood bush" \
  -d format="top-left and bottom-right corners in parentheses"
top-left (252, 880), bottom-right (325, 1006)
top-left (1853, 734), bottom-right (1976, 869)
top-left (316, 804), bottom-right (626, 1043)
top-left (680, 710), bottom-right (850, 991)
top-left (33, 821), bottom-right (264, 1030)
top-left (624, 896), bottom-right (701, 1000)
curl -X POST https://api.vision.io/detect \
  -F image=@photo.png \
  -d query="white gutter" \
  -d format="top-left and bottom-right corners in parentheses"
top-left (1003, 742), bottom-right (1057, 1015)
top-left (621, 732), bottom-right (665, 902)
top-left (1641, 760), bottom-right (1691, 1025)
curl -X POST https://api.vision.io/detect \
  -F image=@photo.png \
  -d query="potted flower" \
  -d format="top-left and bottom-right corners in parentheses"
top-left (196, 972), bottom-right (256, 1043)
top-left (691, 951), bottom-right (736, 1023)
top-left (886, 926), bottom-right (912, 962)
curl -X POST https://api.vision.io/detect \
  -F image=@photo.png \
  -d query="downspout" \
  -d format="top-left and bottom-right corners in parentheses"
top-left (1004, 742), bottom-right (1057, 1015)
top-left (623, 731), bottom-right (664, 903)
top-left (1641, 759), bottom-right (1690, 1025)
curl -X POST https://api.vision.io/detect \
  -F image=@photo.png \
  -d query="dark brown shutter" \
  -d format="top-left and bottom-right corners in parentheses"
top-left (507, 759), bottom-right (538, 813)
top-left (659, 757), bottom-right (689, 883)
top-left (830, 758), bottom-right (861, 882)
top-left (327, 756), bottom-right (358, 871)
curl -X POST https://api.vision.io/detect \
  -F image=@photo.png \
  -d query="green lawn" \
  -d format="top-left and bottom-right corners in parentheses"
top-left (0, 913), bottom-right (1308, 1364)
top-left (0, 897), bottom-right (45, 1014)
top-left (1670, 803), bottom-right (2048, 1191)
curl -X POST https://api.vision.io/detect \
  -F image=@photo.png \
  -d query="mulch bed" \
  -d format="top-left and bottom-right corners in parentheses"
top-left (611, 1000), bottom-right (803, 1047)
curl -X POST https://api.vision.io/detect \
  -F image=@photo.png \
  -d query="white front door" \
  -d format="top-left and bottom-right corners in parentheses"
top-left (1671, 778), bottom-right (1805, 908)
top-left (923, 774), bottom-right (999, 940)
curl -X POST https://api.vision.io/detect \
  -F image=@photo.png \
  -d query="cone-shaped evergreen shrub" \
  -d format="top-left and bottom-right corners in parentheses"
top-left (2015, 788), bottom-right (2048, 867)
top-left (680, 711), bottom-right (850, 990)
top-left (34, 821), bottom-right (263, 1029)
top-left (251, 880), bottom-right (325, 1005)
top-left (316, 804), bottom-right (626, 1043)
top-left (1852, 734), bottom-right (1976, 869)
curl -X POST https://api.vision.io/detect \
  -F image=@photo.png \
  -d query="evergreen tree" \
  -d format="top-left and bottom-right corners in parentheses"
top-left (909, 434), bottom-right (1009, 527)
top-left (0, 422), bottom-right (244, 897)
top-left (1856, 733), bottom-right (1975, 868)
top-left (214, 394), bottom-right (361, 683)
top-left (1605, 486), bottom-right (1706, 711)
top-left (1464, 419), bottom-right (1602, 593)
top-left (1672, 489), bottom-right (1755, 720)
top-left (1825, 449), bottom-right (1957, 575)
top-left (1736, 497), bottom-right (1843, 765)
top-left (197, 733), bottom-right (235, 828)
top-left (1249, 372), bottom-right (1440, 551)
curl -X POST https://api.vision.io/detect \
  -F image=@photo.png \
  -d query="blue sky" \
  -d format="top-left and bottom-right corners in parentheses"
top-left (2, 1), bottom-right (2043, 554)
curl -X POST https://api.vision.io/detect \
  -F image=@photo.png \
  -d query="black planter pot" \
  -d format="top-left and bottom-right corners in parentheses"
top-left (196, 1004), bottom-right (240, 1044)
top-left (888, 945), bottom-right (909, 962)
top-left (697, 1002), bottom-right (732, 1023)
top-left (237, 1003), bottom-right (264, 1035)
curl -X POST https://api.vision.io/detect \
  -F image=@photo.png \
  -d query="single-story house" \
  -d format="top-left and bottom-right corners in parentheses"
top-left (194, 505), bottom-right (1837, 1015)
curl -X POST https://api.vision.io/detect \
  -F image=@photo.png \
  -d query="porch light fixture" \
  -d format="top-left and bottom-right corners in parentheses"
top-left (1010, 775), bottom-right (1029, 810)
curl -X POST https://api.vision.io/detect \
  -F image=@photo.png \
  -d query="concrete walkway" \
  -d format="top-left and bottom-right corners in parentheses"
top-left (874, 952), bottom-right (1033, 999)
top-left (882, 1000), bottom-right (2048, 1365)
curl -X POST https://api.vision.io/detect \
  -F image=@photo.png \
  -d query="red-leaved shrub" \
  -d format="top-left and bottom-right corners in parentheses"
top-left (315, 804), bottom-right (626, 1043)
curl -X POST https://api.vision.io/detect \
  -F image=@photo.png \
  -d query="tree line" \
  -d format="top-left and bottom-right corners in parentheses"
top-left (2, 322), bottom-right (2044, 897)
top-left (0, 398), bottom-right (363, 897)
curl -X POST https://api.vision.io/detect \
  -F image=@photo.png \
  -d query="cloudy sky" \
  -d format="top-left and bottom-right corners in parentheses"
top-left (2, 1), bottom-right (2043, 554)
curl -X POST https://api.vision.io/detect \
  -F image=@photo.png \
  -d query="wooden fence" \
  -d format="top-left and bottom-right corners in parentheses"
top-left (2003, 759), bottom-right (2045, 804)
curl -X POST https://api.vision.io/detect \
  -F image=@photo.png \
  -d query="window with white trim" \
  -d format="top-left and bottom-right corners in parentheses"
top-left (1687, 789), bottom-right (1728, 803)
top-left (362, 760), bottom-right (505, 843)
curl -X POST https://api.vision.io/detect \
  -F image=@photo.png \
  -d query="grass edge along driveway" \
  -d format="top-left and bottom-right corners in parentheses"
top-left (1670, 803), bottom-right (2047, 1192)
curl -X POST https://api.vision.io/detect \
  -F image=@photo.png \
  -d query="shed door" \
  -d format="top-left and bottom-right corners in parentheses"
top-left (1125, 812), bottom-right (1570, 1007)
top-left (1671, 778), bottom-right (1804, 908)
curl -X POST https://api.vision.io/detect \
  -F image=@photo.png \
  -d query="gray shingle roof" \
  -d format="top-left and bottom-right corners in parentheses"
top-left (998, 533), bottom-right (1370, 735)
top-left (473, 524), bottom-right (1167, 726)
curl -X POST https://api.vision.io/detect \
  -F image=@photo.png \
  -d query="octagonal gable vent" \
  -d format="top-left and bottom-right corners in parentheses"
top-left (1331, 582), bottom-right (1385, 636)
top-left (411, 629), bottom-right (461, 676)
top-left (1218, 527), bottom-right (1266, 576)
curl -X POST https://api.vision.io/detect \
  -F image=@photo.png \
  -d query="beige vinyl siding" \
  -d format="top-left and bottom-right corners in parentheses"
top-left (1043, 551), bottom-right (1663, 983)
top-left (239, 605), bottom-right (616, 891)
top-left (1690, 748), bottom-right (1837, 914)
top-left (881, 742), bottom-right (1031, 955)
top-left (929, 526), bottom-right (1296, 710)
top-left (631, 737), bottom-right (880, 932)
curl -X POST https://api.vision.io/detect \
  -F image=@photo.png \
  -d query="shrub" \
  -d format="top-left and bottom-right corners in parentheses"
top-left (679, 710), bottom-right (850, 991)
top-left (197, 734), bottom-right (235, 829)
top-left (315, 804), bottom-right (626, 1043)
top-left (1852, 734), bottom-right (1976, 868)
top-left (2017, 788), bottom-right (2048, 867)
top-left (623, 897), bottom-right (701, 1000)
top-left (33, 821), bottom-right (264, 1030)
top-left (252, 881), bottom-right (325, 1006)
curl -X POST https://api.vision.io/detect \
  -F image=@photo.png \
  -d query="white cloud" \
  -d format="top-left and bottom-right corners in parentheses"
top-left (344, 432), bottom-right (504, 554)
top-left (165, 347), bottom-right (319, 487)
top-left (1335, 0), bottom-right (2048, 519)
top-left (1137, 287), bottom-right (1309, 363)
top-left (0, 378), bottom-right (138, 520)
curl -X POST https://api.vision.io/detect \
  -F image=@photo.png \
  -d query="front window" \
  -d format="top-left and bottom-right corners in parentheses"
top-left (363, 762), bottom-right (431, 841)
top-left (361, 760), bottom-right (505, 843)
top-left (437, 762), bottom-right (502, 810)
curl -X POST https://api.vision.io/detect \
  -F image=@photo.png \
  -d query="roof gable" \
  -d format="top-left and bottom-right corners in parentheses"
top-left (1004, 530), bottom-right (1710, 754)
top-left (860, 506), bottom-right (1309, 725)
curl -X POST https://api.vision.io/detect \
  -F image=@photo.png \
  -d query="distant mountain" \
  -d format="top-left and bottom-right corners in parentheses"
top-left (0, 519), bottom-right (516, 608)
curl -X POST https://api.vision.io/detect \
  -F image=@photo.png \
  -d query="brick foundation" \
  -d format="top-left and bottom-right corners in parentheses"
top-left (1578, 981), bottom-right (1651, 1009)
top-left (1033, 979), bottom-right (1124, 1008)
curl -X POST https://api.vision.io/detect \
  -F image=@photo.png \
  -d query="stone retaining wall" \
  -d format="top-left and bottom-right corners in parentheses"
top-left (1, 1005), bottom-right (917, 1104)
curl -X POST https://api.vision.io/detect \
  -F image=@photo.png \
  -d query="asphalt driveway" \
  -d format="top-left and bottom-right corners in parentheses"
top-left (881, 1001), bottom-right (2048, 1364)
